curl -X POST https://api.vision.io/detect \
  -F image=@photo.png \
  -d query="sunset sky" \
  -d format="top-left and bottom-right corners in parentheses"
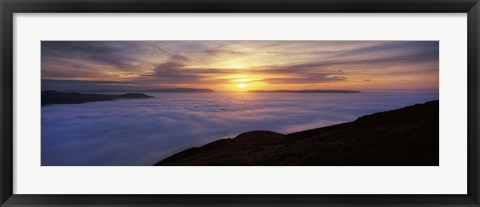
top-left (41, 41), bottom-right (439, 92)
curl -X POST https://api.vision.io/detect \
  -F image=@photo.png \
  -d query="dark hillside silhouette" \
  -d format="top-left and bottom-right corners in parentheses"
top-left (156, 101), bottom-right (439, 166)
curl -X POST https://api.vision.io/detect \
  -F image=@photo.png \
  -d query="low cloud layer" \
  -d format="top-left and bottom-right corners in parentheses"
top-left (41, 92), bottom-right (438, 166)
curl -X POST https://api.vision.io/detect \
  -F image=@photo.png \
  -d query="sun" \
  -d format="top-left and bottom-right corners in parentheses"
top-left (236, 83), bottom-right (248, 89)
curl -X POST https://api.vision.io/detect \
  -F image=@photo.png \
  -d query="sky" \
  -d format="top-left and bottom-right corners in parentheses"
top-left (41, 41), bottom-right (439, 92)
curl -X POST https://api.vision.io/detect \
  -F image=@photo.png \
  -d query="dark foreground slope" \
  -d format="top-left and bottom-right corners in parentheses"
top-left (42, 90), bottom-right (153, 106)
top-left (156, 100), bottom-right (439, 166)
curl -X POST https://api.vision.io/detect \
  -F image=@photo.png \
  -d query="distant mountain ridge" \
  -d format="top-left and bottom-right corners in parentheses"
top-left (57, 89), bottom-right (360, 93)
top-left (142, 88), bottom-right (213, 93)
top-left (248, 90), bottom-right (360, 93)
top-left (41, 90), bottom-right (153, 106)
top-left (156, 100), bottom-right (439, 166)
top-left (61, 88), bottom-right (214, 93)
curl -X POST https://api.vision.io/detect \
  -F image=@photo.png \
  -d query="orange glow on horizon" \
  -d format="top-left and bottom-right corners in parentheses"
top-left (41, 41), bottom-right (439, 92)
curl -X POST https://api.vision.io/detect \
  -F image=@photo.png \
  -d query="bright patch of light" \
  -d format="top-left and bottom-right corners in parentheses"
top-left (236, 83), bottom-right (248, 88)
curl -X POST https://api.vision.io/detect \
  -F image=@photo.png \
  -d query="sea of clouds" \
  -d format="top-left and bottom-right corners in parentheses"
top-left (41, 92), bottom-right (438, 166)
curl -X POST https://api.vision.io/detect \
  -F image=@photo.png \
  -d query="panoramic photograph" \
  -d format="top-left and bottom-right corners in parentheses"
top-left (41, 41), bottom-right (439, 166)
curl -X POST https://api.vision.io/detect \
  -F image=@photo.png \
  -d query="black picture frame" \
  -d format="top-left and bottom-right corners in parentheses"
top-left (1, 0), bottom-right (479, 206)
